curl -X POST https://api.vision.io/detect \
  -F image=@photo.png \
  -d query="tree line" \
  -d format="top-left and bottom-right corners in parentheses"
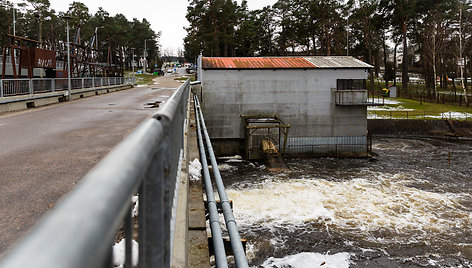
top-left (0, 0), bottom-right (161, 70)
top-left (184, 0), bottom-right (472, 100)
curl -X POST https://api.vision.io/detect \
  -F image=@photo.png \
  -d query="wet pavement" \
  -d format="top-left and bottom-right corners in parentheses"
top-left (0, 76), bottom-right (183, 253)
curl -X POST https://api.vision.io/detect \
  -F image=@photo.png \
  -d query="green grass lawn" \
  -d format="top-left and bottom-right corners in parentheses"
top-left (369, 97), bottom-right (472, 119)
top-left (392, 98), bottom-right (472, 113)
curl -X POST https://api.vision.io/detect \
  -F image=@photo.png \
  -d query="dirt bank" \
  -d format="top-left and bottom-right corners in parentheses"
top-left (368, 119), bottom-right (472, 137)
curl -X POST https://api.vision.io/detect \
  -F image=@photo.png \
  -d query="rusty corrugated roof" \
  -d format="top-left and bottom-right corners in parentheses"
top-left (201, 56), bottom-right (372, 69)
top-left (201, 57), bottom-right (316, 69)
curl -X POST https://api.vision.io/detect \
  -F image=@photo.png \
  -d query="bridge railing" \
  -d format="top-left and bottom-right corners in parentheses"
top-left (0, 76), bottom-right (131, 97)
top-left (0, 79), bottom-right (191, 268)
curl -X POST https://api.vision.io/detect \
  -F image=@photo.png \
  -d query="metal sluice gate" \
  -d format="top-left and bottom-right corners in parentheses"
top-left (193, 95), bottom-right (249, 268)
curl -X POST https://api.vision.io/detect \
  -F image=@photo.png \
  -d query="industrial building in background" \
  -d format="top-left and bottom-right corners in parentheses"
top-left (197, 56), bottom-right (375, 158)
top-left (1, 25), bottom-right (123, 79)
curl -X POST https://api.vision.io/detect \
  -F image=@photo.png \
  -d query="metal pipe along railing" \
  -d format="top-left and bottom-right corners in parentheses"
top-left (194, 95), bottom-right (249, 268)
top-left (194, 95), bottom-right (228, 268)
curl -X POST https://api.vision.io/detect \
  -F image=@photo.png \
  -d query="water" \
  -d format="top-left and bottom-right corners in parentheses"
top-left (218, 138), bottom-right (472, 267)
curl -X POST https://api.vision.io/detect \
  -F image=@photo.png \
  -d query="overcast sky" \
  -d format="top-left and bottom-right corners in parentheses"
top-left (10, 0), bottom-right (277, 55)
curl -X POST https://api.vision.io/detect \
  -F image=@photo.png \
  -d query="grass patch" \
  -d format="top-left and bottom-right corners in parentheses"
top-left (393, 98), bottom-right (472, 113)
top-left (369, 97), bottom-right (472, 119)
top-left (174, 75), bottom-right (195, 82)
top-left (134, 74), bottom-right (156, 85)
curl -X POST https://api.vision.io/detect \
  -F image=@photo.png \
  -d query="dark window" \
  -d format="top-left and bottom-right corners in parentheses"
top-left (337, 79), bottom-right (366, 90)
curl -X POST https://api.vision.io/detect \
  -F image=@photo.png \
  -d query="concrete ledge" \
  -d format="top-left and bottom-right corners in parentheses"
top-left (0, 84), bottom-right (133, 113)
top-left (172, 94), bottom-right (191, 268)
top-left (186, 100), bottom-right (210, 268)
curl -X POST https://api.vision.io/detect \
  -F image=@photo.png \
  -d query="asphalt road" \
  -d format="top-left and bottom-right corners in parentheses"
top-left (0, 76), bottom-right (183, 253)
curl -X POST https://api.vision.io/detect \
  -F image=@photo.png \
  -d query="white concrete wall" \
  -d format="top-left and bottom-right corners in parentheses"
top-left (201, 68), bottom-right (369, 154)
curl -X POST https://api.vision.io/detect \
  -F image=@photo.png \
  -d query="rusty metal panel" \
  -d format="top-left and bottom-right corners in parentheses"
top-left (201, 57), bottom-right (316, 69)
top-left (21, 48), bottom-right (56, 69)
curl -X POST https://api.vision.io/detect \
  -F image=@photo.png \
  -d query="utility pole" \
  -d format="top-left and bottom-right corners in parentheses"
top-left (143, 39), bottom-right (149, 74)
top-left (131, 48), bottom-right (135, 85)
top-left (62, 15), bottom-right (73, 101)
top-left (13, 7), bottom-right (16, 36)
top-left (346, 17), bottom-right (349, 56)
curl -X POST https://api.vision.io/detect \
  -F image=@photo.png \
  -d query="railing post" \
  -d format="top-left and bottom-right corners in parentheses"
top-left (29, 79), bottom-right (33, 95)
top-left (101, 77), bottom-right (103, 87)
top-left (82, 78), bottom-right (84, 89)
top-left (92, 77), bottom-right (95, 88)
top-left (51, 79), bottom-right (55, 92)
top-left (140, 136), bottom-right (167, 268)
top-left (0, 79), bottom-right (3, 97)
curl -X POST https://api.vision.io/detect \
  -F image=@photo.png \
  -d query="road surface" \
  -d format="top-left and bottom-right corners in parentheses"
top-left (0, 76), bottom-right (184, 253)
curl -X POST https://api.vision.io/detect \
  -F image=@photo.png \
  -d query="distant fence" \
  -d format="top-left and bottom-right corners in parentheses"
top-left (0, 77), bottom-right (132, 97)
top-left (369, 110), bottom-right (472, 120)
top-left (369, 84), bottom-right (471, 107)
top-left (0, 80), bottom-right (190, 267)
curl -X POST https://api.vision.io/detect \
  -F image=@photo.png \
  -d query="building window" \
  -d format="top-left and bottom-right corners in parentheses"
top-left (337, 79), bottom-right (366, 90)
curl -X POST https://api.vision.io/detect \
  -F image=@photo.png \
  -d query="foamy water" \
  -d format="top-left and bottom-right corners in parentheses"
top-left (219, 138), bottom-right (472, 267)
top-left (227, 174), bottom-right (471, 244)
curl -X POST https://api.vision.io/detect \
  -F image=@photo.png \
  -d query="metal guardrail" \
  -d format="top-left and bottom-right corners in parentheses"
top-left (0, 79), bottom-right (190, 268)
top-left (194, 95), bottom-right (249, 268)
top-left (0, 77), bottom-right (132, 97)
top-left (335, 89), bottom-right (369, 105)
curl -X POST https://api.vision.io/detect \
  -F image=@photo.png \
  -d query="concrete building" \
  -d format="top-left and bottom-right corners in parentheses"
top-left (197, 56), bottom-right (373, 158)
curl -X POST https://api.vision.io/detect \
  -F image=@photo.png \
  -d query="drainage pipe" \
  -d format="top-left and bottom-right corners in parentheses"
top-left (194, 96), bottom-right (249, 268)
top-left (194, 95), bottom-right (228, 268)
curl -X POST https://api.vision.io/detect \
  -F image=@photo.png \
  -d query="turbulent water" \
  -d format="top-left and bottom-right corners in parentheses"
top-left (217, 138), bottom-right (472, 267)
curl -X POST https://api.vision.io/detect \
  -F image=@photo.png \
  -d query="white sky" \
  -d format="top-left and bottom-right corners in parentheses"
top-left (10, 0), bottom-right (277, 55)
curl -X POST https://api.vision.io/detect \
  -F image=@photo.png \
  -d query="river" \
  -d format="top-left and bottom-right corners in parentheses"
top-left (218, 137), bottom-right (472, 267)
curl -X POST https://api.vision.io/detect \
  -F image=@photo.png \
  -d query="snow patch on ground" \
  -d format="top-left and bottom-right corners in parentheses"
top-left (368, 111), bottom-right (472, 120)
top-left (189, 158), bottom-right (202, 181)
top-left (425, 111), bottom-right (472, 119)
top-left (131, 195), bottom-right (139, 217)
top-left (368, 105), bottom-right (414, 111)
top-left (371, 98), bottom-right (401, 105)
top-left (261, 252), bottom-right (351, 268)
top-left (113, 239), bottom-right (139, 267)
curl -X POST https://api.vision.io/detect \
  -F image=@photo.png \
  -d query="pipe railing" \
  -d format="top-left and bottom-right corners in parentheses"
top-left (194, 95), bottom-right (249, 268)
top-left (0, 79), bottom-right (191, 268)
top-left (194, 95), bottom-right (228, 268)
top-left (0, 76), bottom-right (132, 97)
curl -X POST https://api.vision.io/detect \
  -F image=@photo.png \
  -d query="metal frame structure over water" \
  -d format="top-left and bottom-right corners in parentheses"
top-left (0, 76), bottom-right (132, 97)
top-left (0, 80), bottom-right (191, 268)
top-left (194, 95), bottom-right (249, 268)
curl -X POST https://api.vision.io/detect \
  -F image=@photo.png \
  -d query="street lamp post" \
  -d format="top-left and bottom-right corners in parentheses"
top-left (143, 39), bottom-right (151, 74)
top-left (94, 26), bottom-right (104, 50)
top-left (62, 15), bottom-right (73, 101)
top-left (12, 7), bottom-right (16, 36)
top-left (130, 47), bottom-right (135, 85)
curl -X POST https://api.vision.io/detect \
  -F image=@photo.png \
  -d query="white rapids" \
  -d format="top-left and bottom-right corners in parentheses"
top-left (227, 173), bottom-right (472, 244)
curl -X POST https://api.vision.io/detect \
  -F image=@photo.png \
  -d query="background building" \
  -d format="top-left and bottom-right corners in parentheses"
top-left (197, 56), bottom-right (373, 158)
